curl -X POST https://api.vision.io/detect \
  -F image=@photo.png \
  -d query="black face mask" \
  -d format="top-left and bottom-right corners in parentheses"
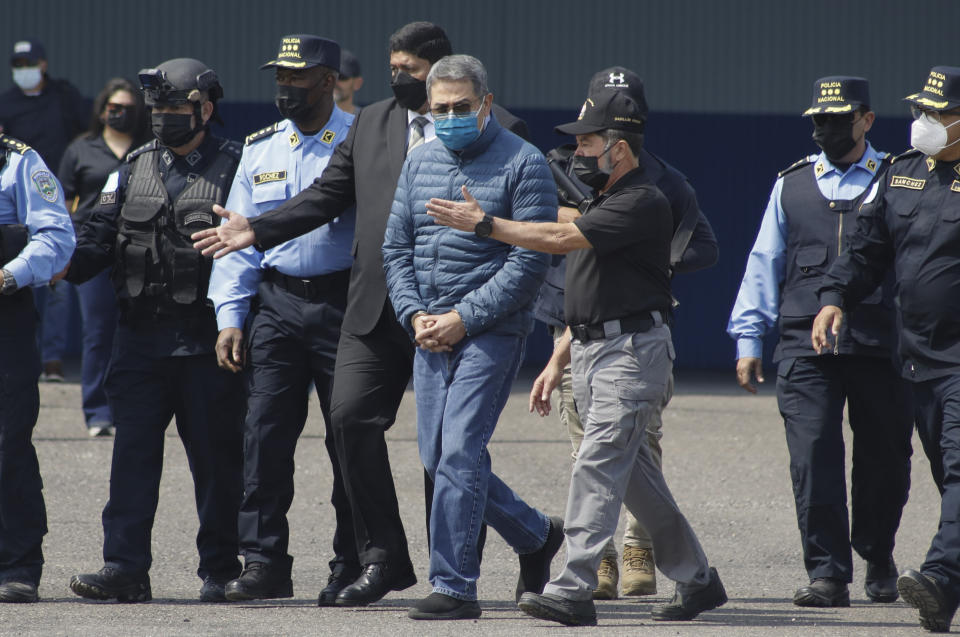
top-left (812, 119), bottom-right (857, 162)
top-left (106, 109), bottom-right (137, 134)
top-left (151, 111), bottom-right (200, 148)
top-left (571, 145), bottom-right (613, 190)
top-left (275, 83), bottom-right (317, 122)
top-left (391, 72), bottom-right (427, 112)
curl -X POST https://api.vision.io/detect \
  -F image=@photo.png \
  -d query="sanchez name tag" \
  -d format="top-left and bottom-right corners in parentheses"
top-left (253, 170), bottom-right (287, 185)
top-left (890, 175), bottom-right (925, 190)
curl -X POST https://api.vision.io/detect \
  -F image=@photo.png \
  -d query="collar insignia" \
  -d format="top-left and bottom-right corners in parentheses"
top-left (289, 131), bottom-right (300, 148)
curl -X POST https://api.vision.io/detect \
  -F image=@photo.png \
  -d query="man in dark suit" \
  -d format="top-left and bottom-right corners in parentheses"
top-left (193, 21), bottom-right (528, 607)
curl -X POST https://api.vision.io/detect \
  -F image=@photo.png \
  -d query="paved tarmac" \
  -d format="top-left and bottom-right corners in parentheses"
top-left (0, 368), bottom-right (942, 636)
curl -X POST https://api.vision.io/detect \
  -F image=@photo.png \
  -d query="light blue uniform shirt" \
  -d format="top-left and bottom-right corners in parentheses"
top-left (0, 142), bottom-right (74, 288)
top-left (727, 143), bottom-right (886, 359)
top-left (209, 108), bottom-right (356, 330)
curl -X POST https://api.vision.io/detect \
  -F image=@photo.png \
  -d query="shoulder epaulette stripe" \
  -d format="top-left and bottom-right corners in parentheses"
top-left (0, 135), bottom-right (31, 154)
top-left (778, 155), bottom-right (817, 177)
top-left (245, 123), bottom-right (281, 145)
top-left (891, 149), bottom-right (922, 164)
top-left (126, 140), bottom-right (158, 162)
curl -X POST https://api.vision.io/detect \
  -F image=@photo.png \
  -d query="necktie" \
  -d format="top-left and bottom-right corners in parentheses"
top-left (408, 116), bottom-right (429, 155)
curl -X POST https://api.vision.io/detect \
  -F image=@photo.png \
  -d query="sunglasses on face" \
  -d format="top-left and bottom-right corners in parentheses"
top-left (811, 112), bottom-right (860, 127)
top-left (105, 103), bottom-right (132, 114)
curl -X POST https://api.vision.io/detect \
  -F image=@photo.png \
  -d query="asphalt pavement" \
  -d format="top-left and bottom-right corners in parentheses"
top-left (0, 368), bottom-right (942, 636)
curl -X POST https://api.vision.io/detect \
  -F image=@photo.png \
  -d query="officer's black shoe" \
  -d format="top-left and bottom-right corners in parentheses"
top-left (317, 565), bottom-right (361, 607)
top-left (199, 575), bottom-right (235, 603)
top-left (651, 567), bottom-right (727, 621)
top-left (223, 562), bottom-right (293, 601)
top-left (334, 562), bottom-right (417, 607)
top-left (408, 592), bottom-right (482, 620)
top-left (518, 592), bottom-right (597, 626)
top-left (792, 577), bottom-right (849, 607)
top-left (70, 567), bottom-right (151, 603)
top-left (865, 557), bottom-right (899, 603)
top-left (0, 581), bottom-right (39, 603)
top-left (516, 516), bottom-right (565, 603)
top-left (898, 569), bottom-right (958, 633)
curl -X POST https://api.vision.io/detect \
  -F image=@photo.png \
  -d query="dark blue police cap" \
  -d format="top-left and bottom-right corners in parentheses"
top-left (340, 50), bottom-right (361, 78)
top-left (10, 39), bottom-right (46, 65)
top-left (802, 76), bottom-right (870, 116)
top-left (261, 34), bottom-right (340, 71)
top-left (905, 66), bottom-right (960, 111)
top-left (555, 90), bottom-right (646, 136)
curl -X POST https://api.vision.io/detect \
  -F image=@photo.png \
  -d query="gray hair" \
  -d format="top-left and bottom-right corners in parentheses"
top-left (426, 54), bottom-right (489, 99)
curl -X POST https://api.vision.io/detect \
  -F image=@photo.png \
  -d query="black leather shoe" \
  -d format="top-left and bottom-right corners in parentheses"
top-left (199, 575), bottom-right (235, 603)
top-left (408, 592), bottom-right (482, 620)
top-left (317, 566), bottom-right (361, 607)
top-left (792, 577), bottom-right (849, 607)
top-left (865, 557), bottom-right (899, 603)
top-left (0, 581), bottom-right (39, 603)
top-left (898, 569), bottom-right (958, 633)
top-left (334, 562), bottom-right (417, 607)
top-left (224, 562), bottom-right (293, 601)
top-left (652, 567), bottom-right (728, 621)
top-left (70, 567), bottom-right (151, 602)
top-left (516, 516), bottom-right (564, 603)
top-left (518, 592), bottom-right (597, 626)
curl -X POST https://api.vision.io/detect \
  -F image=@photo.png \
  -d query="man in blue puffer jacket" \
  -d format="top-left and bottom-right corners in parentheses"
top-left (382, 54), bottom-right (563, 621)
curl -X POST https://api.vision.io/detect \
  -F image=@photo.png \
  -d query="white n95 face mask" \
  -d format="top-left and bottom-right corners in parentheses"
top-left (910, 113), bottom-right (960, 156)
top-left (12, 66), bottom-right (42, 91)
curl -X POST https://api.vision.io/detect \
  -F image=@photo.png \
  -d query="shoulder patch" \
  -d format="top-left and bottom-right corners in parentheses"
top-left (31, 169), bottom-right (59, 202)
top-left (891, 148), bottom-right (922, 164)
top-left (778, 155), bottom-right (817, 177)
top-left (218, 139), bottom-right (243, 160)
top-left (245, 123), bottom-right (281, 146)
top-left (0, 135), bottom-right (30, 154)
top-left (126, 140), bottom-right (159, 163)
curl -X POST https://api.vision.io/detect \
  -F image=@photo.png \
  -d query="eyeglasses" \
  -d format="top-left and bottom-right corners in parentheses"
top-left (105, 103), bottom-right (132, 114)
top-left (911, 106), bottom-right (960, 122)
top-left (430, 99), bottom-right (483, 119)
top-left (811, 112), bottom-right (862, 127)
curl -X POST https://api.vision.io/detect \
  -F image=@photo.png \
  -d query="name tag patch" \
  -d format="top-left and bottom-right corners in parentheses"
top-left (890, 175), bottom-right (925, 190)
top-left (184, 212), bottom-right (214, 226)
top-left (254, 170), bottom-right (287, 185)
top-left (99, 191), bottom-right (117, 205)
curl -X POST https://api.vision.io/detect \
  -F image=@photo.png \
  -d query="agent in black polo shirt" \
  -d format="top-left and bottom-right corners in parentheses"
top-left (426, 90), bottom-right (726, 627)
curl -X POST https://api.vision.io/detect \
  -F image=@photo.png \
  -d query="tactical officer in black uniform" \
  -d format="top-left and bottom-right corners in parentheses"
top-left (64, 58), bottom-right (244, 603)
top-left (814, 66), bottom-right (960, 633)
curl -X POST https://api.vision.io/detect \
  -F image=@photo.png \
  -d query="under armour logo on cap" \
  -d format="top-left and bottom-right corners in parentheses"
top-left (608, 72), bottom-right (625, 85)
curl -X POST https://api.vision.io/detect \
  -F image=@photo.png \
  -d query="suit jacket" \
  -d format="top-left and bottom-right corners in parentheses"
top-left (249, 97), bottom-right (528, 336)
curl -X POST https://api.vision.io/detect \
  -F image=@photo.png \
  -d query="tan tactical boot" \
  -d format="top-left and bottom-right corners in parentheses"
top-left (622, 546), bottom-right (656, 596)
top-left (592, 555), bottom-right (619, 600)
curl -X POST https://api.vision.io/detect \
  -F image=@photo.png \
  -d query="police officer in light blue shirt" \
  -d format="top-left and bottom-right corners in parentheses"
top-left (207, 34), bottom-right (360, 604)
top-left (728, 77), bottom-right (912, 608)
top-left (0, 134), bottom-right (74, 603)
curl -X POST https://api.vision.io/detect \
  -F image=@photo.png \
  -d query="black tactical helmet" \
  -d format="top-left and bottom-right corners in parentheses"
top-left (138, 57), bottom-right (223, 107)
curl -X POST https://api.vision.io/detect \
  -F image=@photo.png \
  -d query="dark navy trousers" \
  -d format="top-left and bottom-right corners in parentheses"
top-left (0, 290), bottom-right (44, 586)
top-left (238, 277), bottom-right (357, 576)
top-left (913, 373), bottom-right (960, 602)
top-left (102, 330), bottom-right (243, 581)
top-left (776, 354), bottom-right (913, 582)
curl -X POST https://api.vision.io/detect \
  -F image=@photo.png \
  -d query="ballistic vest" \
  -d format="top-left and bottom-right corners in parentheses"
top-left (775, 156), bottom-right (894, 361)
top-left (114, 139), bottom-right (240, 314)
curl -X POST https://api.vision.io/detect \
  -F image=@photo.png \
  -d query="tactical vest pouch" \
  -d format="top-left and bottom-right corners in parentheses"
top-left (120, 198), bottom-right (164, 224)
top-left (120, 241), bottom-right (150, 298)
top-left (170, 247), bottom-right (202, 304)
top-left (0, 223), bottom-right (29, 263)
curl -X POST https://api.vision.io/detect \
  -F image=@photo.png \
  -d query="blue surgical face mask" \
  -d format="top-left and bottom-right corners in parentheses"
top-left (434, 110), bottom-right (482, 151)
top-left (12, 66), bottom-right (42, 91)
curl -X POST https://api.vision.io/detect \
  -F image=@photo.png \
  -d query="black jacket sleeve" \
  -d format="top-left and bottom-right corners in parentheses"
top-left (65, 166), bottom-right (126, 283)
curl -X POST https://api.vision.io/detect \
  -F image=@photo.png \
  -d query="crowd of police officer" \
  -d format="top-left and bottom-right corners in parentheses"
top-left (3, 18), bottom-right (960, 635)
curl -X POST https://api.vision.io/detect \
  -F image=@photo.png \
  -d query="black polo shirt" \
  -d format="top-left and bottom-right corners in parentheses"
top-left (0, 77), bottom-right (88, 169)
top-left (58, 134), bottom-right (143, 226)
top-left (565, 166), bottom-right (673, 326)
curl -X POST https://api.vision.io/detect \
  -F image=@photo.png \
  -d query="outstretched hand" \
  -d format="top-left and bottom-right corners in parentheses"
top-left (426, 185), bottom-right (486, 231)
top-left (191, 205), bottom-right (256, 259)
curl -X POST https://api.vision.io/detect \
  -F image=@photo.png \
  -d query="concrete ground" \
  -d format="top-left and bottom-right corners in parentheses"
top-left (0, 368), bottom-right (943, 636)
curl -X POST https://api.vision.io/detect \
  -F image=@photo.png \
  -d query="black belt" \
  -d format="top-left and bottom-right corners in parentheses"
top-left (264, 268), bottom-right (350, 301)
top-left (569, 312), bottom-right (662, 343)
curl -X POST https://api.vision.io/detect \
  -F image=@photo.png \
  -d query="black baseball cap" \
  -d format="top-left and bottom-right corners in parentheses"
top-left (339, 50), bottom-right (361, 78)
top-left (555, 91), bottom-right (646, 136)
top-left (802, 76), bottom-right (870, 116)
top-left (905, 66), bottom-right (960, 111)
top-left (261, 34), bottom-right (340, 70)
top-left (587, 66), bottom-right (649, 118)
top-left (10, 39), bottom-right (45, 65)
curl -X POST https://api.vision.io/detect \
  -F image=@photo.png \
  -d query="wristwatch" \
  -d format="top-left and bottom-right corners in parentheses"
top-left (0, 268), bottom-right (17, 295)
top-left (474, 214), bottom-right (494, 238)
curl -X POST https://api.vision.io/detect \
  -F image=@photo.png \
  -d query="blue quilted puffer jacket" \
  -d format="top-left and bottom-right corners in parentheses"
top-left (383, 115), bottom-right (556, 339)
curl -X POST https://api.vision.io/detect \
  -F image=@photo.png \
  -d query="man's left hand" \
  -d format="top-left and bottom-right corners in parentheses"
top-left (415, 310), bottom-right (466, 352)
top-left (426, 185), bottom-right (485, 231)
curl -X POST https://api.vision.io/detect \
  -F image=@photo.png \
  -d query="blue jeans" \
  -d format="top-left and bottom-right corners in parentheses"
top-left (76, 270), bottom-right (117, 428)
top-left (414, 331), bottom-right (549, 600)
top-left (35, 279), bottom-right (71, 363)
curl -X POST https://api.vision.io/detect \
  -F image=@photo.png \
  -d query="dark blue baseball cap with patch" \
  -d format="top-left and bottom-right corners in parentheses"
top-left (261, 34), bottom-right (340, 71)
top-left (10, 39), bottom-right (46, 65)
